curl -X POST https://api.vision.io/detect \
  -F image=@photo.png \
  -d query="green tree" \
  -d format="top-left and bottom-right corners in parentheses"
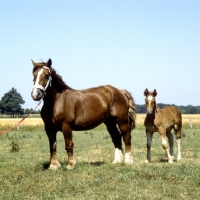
top-left (0, 88), bottom-right (25, 117)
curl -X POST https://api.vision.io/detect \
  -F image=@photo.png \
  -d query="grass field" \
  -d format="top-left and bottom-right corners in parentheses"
top-left (0, 115), bottom-right (200, 199)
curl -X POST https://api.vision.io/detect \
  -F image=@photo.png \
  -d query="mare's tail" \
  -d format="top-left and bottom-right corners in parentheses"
top-left (121, 89), bottom-right (136, 131)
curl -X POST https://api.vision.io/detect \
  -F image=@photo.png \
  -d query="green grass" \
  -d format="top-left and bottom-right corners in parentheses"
top-left (0, 124), bottom-right (200, 199)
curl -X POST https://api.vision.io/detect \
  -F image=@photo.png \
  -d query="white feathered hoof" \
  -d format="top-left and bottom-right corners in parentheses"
top-left (67, 159), bottom-right (76, 170)
top-left (144, 160), bottom-right (149, 164)
top-left (168, 156), bottom-right (174, 164)
top-left (48, 161), bottom-right (61, 170)
top-left (177, 155), bottom-right (181, 162)
top-left (124, 152), bottom-right (133, 164)
top-left (112, 148), bottom-right (124, 163)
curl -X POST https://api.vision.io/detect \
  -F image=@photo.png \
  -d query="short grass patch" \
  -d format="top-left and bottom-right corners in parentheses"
top-left (0, 122), bottom-right (200, 199)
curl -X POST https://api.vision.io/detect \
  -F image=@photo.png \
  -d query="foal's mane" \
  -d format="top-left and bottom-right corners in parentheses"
top-left (33, 61), bottom-right (72, 93)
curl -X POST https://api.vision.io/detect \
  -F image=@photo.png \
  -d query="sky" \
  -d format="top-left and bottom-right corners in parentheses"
top-left (0, 0), bottom-right (200, 109)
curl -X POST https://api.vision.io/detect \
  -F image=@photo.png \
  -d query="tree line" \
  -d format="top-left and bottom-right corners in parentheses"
top-left (136, 103), bottom-right (200, 114)
top-left (0, 88), bottom-right (200, 117)
top-left (0, 88), bottom-right (40, 118)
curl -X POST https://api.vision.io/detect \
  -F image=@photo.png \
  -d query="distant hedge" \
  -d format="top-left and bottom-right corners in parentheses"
top-left (136, 104), bottom-right (200, 114)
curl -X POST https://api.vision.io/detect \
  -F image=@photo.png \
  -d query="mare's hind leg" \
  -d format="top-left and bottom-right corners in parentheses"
top-left (62, 123), bottom-right (76, 169)
top-left (104, 117), bottom-right (124, 163)
top-left (118, 123), bottom-right (133, 164)
top-left (45, 126), bottom-right (61, 170)
top-left (166, 131), bottom-right (174, 157)
top-left (174, 126), bottom-right (182, 162)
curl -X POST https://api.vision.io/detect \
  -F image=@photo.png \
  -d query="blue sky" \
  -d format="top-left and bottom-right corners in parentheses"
top-left (0, 0), bottom-right (200, 109)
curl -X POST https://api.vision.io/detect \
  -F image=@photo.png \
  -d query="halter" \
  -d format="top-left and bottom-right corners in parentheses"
top-left (33, 66), bottom-right (52, 95)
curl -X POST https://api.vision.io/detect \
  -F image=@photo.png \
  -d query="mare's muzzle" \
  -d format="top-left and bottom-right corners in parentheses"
top-left (31, 88), bottom-right (44, 101)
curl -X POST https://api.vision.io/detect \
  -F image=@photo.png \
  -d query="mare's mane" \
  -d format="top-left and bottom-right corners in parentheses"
top-left (33, 61), bottom-right (72, 93)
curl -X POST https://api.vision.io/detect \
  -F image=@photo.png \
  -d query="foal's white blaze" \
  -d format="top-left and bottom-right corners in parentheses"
top-left (147, 95), bottom-right (153, 101)
top-left (113, 148), bottom-right (124, 163)
top-left (32, 68), bottom-right (44, 97)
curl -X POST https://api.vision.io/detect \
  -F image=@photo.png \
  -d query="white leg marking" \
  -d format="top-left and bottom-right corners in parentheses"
top-left (161, 135), bottom-right (174, 163)
top-left (113, 148), bottom-right (124, 163)
top-left (49, 160), bottom-right (61, 170)
top-left (125, 152), bottom-right (133, 164)
top-left (67, 157), bottom-right (76, 170)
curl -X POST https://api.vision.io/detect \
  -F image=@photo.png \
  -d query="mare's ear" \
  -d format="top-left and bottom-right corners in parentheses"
top-left (153, 89), bottom-right (157, 97)
top-left (144, 88), bottom-right (149, 96)
top-left (31, 59), bottom-right (37, 67)
top-left (47, 59), bottom-right (52, 68)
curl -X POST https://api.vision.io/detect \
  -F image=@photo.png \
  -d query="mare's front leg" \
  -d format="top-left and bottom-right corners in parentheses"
top-left (159, 127), bottom-right (174, 163)
top-left (45, 126), bottom-right (61, 170)
top-left (62, 123), bottom-right (76, 169)
top-left (146, 129), bottom-right (153, 163)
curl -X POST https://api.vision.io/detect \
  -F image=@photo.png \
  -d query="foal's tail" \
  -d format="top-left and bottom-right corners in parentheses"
top-left (121, 89), bottom-right (136, 131)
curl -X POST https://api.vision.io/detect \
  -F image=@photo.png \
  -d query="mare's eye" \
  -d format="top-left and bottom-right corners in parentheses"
top-left (45, 74), bottom-right (49, 80)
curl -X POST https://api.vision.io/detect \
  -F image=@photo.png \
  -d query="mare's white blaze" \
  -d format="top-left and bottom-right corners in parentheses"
top-left (32, 68), bottom-right (44, 97)
top-left (113, 148), bottom-right (124, 163)
top-left (147, 95), bottom-right (153, 101)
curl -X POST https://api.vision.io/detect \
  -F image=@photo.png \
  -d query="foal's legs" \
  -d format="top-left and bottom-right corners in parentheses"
top-left (159, 127), bottom-right (174, 163)
top-left (145, 129), bottom-right (153, 163)
top-left (174, 128), bottom-right (182, 162)
top-left (104, 118), bottom-right (124, 163)
top-left (45, 126), bottom-right (61, 170)
top-left (119, 123), bottom-right (133, 164)
top-left (62, 123), bottom-right (76, 169)
top-left (166, 131), bottom-right (174, 157)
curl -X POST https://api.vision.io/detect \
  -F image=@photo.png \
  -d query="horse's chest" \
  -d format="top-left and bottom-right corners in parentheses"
top-left (146, 123), bottom-right (158, 132)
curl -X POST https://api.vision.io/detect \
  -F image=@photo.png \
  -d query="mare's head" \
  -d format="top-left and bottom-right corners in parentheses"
top-left (144, 88), bottom-right (157, 114)
top-left (31, 59), bottom-right (52, 101)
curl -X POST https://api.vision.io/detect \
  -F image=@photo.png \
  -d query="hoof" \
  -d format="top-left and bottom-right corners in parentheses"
top-left (168, 156), bottom-right (174, 164)
top-left (124, 153), bottom-right (133, 164)
top-left (112, 148), bottom-right (124, 163)
top-left (177, 156), bottom-right (181, 162)
top-left (144, 160), bottom-right (149, 164)
top-left (48, 161), bottom-right (61, 170)
top-left (66, 164), bottom-right (76, 170)
top-left (66, 159), bottom-right (76, 170)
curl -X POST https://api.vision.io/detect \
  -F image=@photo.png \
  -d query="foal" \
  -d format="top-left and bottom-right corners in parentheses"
top-left (144, 89), bottom-right (182, 163)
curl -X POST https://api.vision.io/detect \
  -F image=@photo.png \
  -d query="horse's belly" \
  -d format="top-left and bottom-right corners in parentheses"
top-left (71, 122), bottom-right (102, 131)
top-left (73, 114), bottom-right (105, 130)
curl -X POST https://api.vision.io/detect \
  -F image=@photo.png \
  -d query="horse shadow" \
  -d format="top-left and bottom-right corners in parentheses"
top-left (35, 161), bottom-right (106, 171)
top-left (159, 158), bottom-right (178, 163)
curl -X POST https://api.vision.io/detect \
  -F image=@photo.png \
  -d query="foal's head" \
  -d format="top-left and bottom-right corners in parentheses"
top-left (31, 59), bottom-right (52, 101)
top-left (144, 88), bottom-right (157, 114)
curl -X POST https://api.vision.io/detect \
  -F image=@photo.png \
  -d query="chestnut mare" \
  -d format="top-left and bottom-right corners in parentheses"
top-left (144, 89), bottom-right (182, 163)
top-left (31, 59), bottom-right (136, 169)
